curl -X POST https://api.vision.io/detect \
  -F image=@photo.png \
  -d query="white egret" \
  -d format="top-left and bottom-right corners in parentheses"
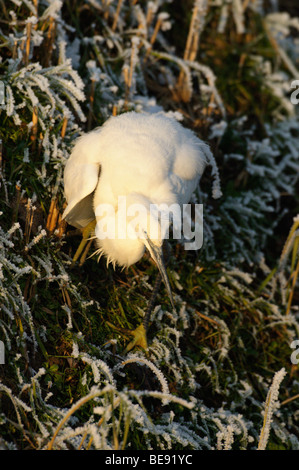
top-left (62, 111), bottom-right (221, 350)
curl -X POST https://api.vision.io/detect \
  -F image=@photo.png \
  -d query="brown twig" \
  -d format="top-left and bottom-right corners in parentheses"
top-left (112, 0), bottom-right (123, 32)
top-left (31, 107), bottom-right (38, 147)
top-left (25, 199), bottom-right (34, 245)
top-left (12, 184), bottom-right (22, 225)
top-left (46, 198), bottom-right (59, 233)
top-left (88, 80), bottom-right (96, 131)
top-left (286, 258), bottom-right (299, 315)
top-left (61, 117), bottom-right (68, 139)
top-left (24, 21), bottom-right (32, 65)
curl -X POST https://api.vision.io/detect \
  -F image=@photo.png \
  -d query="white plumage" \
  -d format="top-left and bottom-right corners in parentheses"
top-left (62, 111), bottom-right (220, 315)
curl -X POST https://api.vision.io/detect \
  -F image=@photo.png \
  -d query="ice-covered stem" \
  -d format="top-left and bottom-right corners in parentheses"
top-left (24, 21), bottom-right (32, 66)
top-left (201, 142), bottom-right (223, 199)
top-left (112, 0), bottom-right (124, 32)
top-left (183, 0), bottom-right (208, 62)
top-left (123, 37), bottom-right (140, 106)
top-left (273, 215), bottom-right (299, 314)
top-left (47, 385), bottom-right (115, 450)
top-left (177, 0), bottom-right (208, 102)
top-left (79, 395), bottom-right (121, 450)
top-left (150, 12), bottom-right (169, 46)
top-left (280, 215), bottom-right (299, 314)
top-left (25, 198), bottom-right (35, 244)
top-left (30, 106), bottom-right (38, 146)
top-left (115, 355), bottom-right (170, 405)
top-left (257, 368), bottom-right (286, 450)
top-left (146, 1), bottom-right (158, 27)
top-left (279, 215), bottom-right (299, 271)
top-left (44, 17), bottom-right (56, 67)
top-left (145, 11), bottom-right (170, 59)
top-left (264, 19), bottom-right (299, 78)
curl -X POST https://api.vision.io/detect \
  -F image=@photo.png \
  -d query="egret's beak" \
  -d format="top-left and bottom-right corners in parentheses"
top-left (143, 236), bottom-right (176, 312)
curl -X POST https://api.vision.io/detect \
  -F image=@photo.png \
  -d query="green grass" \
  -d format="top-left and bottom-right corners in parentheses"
top-left (0, 0), bottom-right (299, 450)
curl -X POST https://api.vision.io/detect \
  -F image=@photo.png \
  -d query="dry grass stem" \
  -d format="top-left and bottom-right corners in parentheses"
top-left (150, 17), bottom-right (162, 46)
top-left (31, 107), bottom-right (38, 145)
top-left (12, 184), bottom-right (21, 225)
top-left (88, 80), bottom-right (96, 131)
top-left (47, 389), bottom-right (113, 450)
top-left (112, 0), bottom-right (123, 32)
top-left (183, 4), bottom-right (199, 62)
top-left (24, 21), bottom-right (32, 65)
top-left (61, 117), bottom-right (68, 139)
top-left (286, 258), bottom-right (299, 315)
top-left (25, 200), bottom-right (34, 244)
top-left (46, 198), bottom-right (60, 233)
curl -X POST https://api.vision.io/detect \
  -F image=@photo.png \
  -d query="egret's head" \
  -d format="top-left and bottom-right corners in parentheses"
top-left (94, 194), bottom-right (175, 310)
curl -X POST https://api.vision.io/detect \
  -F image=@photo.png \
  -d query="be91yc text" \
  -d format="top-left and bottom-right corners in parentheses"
top-left (149, 455), bottom-right (192, 465)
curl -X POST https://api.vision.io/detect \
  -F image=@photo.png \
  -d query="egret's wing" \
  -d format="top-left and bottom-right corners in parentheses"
top-left (63, 190), bottom-right (96, 229)
top-left (62, 133), bottom-right (101, 229)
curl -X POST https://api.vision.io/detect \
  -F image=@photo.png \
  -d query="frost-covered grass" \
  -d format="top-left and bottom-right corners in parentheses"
top-left (0, 0), bottom-right (299, 450)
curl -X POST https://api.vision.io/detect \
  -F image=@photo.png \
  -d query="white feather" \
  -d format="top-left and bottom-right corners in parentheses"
top-left (63, 111), bottom-right (216, 267)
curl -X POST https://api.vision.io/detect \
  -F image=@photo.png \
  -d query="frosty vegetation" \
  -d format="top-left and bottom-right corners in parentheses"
top-left (0, 0), bottom-right (298, 450)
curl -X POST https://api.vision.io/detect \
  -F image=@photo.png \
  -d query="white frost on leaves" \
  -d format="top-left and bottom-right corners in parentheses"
top-left (115, 354), bottom-right (170, 404)
top-left (1, 0), bottom-right (299, 452)
top-left (258, 368), bottom-right (287, 450)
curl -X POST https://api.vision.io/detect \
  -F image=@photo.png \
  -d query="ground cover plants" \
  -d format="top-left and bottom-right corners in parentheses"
top-left (0, 0), bottom-right (299, 450)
